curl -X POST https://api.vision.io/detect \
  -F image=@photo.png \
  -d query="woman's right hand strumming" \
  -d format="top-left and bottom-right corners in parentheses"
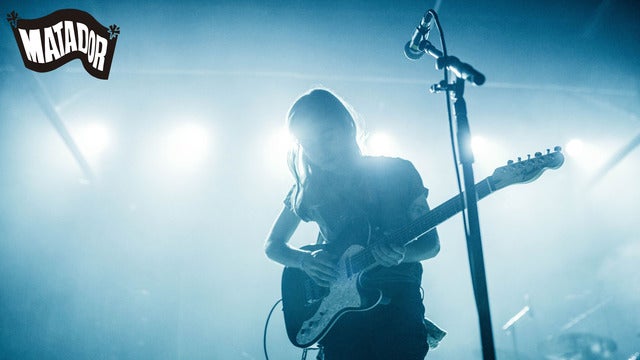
top-left (300, 249), bottom-right (338, 288)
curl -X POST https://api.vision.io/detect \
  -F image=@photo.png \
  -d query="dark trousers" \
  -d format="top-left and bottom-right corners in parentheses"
top-left (319, 283), bottom-right (429, 360)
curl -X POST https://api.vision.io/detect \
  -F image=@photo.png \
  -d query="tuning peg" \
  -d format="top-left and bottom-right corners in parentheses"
top-left (517, 157), bottom-right (522, 162)
top-left (507, 160), bottom-right (514, 165)
top-left (527, 154), bottom-right (531, 160)
top-left (554, 146), bottom-right (562, 152)
top-left (546, 148), bottom-right (550, 154)
top-left (535, 152), bottom-right (542, 157)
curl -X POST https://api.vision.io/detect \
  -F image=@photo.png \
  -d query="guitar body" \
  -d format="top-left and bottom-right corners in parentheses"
top-left (282, 244), bottom-right (384, 348)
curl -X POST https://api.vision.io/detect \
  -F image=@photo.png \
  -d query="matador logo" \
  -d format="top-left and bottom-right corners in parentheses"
top-left (6, 9), bottom-right (120, 80)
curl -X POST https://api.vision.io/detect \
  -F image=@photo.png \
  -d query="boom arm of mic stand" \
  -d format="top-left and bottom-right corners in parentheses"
top-left (419, 40), bottom-right (486, 86)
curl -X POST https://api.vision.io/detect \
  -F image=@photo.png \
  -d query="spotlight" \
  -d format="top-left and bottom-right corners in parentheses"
top-left (266, 127), bottom-right (295, 173)
top-left (164, 124), bottom-right (210, 170)
top-left (72, 122), bottom-right (110, 162)
top-left (471, 135), bottom-right (490, 157)
top-left (566, 139), bottom-right (585, 158)
top-left (565, 138), bottom-right (606, 171)
top-left (469, 135), bottom-right (506, 172)
top-left (365, 132), bottom-right (396, 156)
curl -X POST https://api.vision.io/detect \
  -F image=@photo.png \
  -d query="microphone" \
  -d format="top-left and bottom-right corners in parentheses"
top-left (404, 11), bottom-right (433, 60)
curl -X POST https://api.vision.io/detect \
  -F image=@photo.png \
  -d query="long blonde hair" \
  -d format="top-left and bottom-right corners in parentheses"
top-left (285, 88), bottom-right (362, 219)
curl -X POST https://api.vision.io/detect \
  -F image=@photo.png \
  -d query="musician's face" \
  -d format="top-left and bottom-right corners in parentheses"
top-left (296, 121), bottom-right (355, 171)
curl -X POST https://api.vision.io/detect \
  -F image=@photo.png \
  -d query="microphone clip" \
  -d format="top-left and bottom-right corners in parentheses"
top-left (429, 80), bottom-right (451, 94)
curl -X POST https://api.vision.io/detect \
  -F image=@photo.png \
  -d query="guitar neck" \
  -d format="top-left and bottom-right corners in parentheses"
top-left (348, 147), bottom-right (564, 274)
top-left (350, 177), bottom-right (495, 273)
top-left (390, 176), bottom-right (494, 246)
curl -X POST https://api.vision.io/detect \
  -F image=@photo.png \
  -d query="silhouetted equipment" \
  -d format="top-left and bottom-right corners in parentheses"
top-left (474, 348), bottom-right (534, 360)
top-left (538, 332), bottom-right (617, 360)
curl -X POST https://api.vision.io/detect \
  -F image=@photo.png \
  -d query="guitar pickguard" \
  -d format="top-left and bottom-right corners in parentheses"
top-left (290, 245), bottom-right (383, 347)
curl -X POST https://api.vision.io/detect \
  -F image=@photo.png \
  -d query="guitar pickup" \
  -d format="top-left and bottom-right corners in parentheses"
top-left (303, 279), bottom-right (328, 306)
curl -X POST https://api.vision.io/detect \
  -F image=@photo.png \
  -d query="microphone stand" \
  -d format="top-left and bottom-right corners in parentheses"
top-left (414, 11), bottom-right (495, 360)
top-left (445, 74), bottom-right (496, 360)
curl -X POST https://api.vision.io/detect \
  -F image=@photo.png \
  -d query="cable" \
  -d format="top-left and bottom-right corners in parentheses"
top-left (263, 298), bottom-right (283, 360)
top-left (430, 9), bottom-right (480, 305)
top-left (429, 10), bottom-right (470, 245)
top-left (430, 11), bottom-right (461, 199)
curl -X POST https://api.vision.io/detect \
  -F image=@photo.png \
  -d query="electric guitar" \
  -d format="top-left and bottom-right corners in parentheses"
top-left (281, 147), bottom-right (565, 348)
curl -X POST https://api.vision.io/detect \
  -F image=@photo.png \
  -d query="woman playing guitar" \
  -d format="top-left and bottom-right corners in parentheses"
top-left (264, 88), bottom-right (440, 360)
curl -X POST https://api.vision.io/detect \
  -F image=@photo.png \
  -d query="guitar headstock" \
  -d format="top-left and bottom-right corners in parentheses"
top-left (488, 146), bottom-right (565, 191)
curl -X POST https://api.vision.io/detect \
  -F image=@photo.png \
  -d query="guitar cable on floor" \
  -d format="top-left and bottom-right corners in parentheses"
top-left (263, 298), bottom-right (282, 360)
top-left (264, 298), bottom-right (323, 360)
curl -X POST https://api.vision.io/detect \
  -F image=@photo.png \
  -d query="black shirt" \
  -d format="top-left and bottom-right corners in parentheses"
top-left (284, 156), bottom-right (428, 285)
